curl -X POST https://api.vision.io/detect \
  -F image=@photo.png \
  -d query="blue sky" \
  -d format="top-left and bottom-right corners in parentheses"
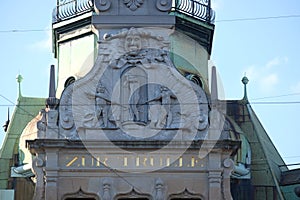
top-left (0, 0), bottom-right (300, 168)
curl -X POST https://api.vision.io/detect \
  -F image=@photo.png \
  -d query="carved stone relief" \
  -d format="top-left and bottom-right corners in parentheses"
top-left (94, 0), bottom-right (112, 11)
top-left (59, 27), bottom-right (209, 141)
top-left (154, 178), bottom-right (165, 200)
top-left (123, 0), bottom-right (144, 11)
top-left (62, 188), bottom-right (99, 200)
top-left (37, 109), bottom-right (47, 138)
top-left (156, 0), bottom-right (172, 11)
top-left (168, 188), bottom-right (203, 199)
top-left (32, 154), bottom-right (45, 200)
top-left (115, 188), bottom-right (151, 199)
top-left (102, 178), bottom-right (112, 200)
top-left (59, 84), bottom-right (78, 139)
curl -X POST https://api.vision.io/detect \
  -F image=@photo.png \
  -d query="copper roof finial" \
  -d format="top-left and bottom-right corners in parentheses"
top-left (16, 74), bottom-right (23, 97)
top-left (242, 74), bottom-right (249, 101)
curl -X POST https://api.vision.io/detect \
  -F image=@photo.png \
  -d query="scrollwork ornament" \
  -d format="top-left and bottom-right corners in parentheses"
top-left (156, 0), bottom-right (172, 11)
top-left (223, 158), bottom-right (234, 169)
top-left (95, 0), bottom-right (112, 11)
top-left (59, 85), bottom-right (75, 130)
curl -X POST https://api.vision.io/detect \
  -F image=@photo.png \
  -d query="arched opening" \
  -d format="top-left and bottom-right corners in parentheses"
top-left (62, 188), bottom-right (99, 200)
top-left (64, 76), bottom-right (76, 88)
top-left (168, 188), bottom-right (203, 200)
top-left (170, 198), bottom-right (201, 200)
top-left (118, 199), bottom-right (149, 200)
top-left (185, 74), bottom-right (203, 88)
top-left (65, 198), bottom-right (96, 200)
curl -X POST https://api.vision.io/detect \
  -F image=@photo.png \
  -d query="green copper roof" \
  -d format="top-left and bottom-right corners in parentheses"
top-left (226, 100), bottom-right (288, 198)
top-left (0, 96), bottom-right (45, 189)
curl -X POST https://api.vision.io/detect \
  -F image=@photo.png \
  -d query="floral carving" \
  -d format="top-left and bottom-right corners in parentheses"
top-left (123, 0), bottom-right (144, 11)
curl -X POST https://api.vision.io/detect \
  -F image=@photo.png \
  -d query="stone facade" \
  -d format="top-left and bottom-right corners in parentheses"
top-left (27, 26), bottom-right (239, 200)
top-left (27, 1), bottom-right (239, 199)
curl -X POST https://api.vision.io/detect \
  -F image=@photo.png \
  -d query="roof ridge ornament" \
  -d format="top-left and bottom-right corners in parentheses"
top-left (16, 74), bottom-right (23, 98)
top-left (241, 74), bottom-right (249, 101)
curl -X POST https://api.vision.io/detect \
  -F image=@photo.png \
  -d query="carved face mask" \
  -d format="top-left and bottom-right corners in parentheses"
top-left (125, 35), bottom-right (142, 52)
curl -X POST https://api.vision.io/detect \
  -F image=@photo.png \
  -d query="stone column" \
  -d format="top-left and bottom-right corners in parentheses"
top-left (44, 149), bottom-right (59, 200)
top-left (208, 152), bottom-right (222, 199)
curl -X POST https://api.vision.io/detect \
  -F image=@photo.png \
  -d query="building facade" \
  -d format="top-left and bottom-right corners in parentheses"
top-left (0, 0), bottom-right (300, 199)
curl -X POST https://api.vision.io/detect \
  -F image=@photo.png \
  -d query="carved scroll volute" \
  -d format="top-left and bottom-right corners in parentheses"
top-left (156, 0), bottom-right (172, 11)
top-left (95, 0), bottom-right (112, 11)
top-left (59, 85), bottom-right (74, 130)
top-left (32, 155), bottom-right (45, 200)
top-left (223, 158), bottom-right (235, 200)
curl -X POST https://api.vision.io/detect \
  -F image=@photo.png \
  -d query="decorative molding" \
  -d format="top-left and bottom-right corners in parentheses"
top-left (155, 178), bottom-right (165, 200)
top-left (123, 0), bottom-right (144, 11)
top-left (168, 188), bottom-right (203, 199)
top-left (115, 188), bottom-right (151, 199)
top-left (156, 0), bottom-right (172, 11)
top-left (95, 0), bottom-right (112, 11)
top-left (102, 178), bottom-right (112, 200)
top-left (32, 154), bottom-right (46, 200)
top-left (63, 187), bottom-right (99, 200)
top-left (59, 84), bottom-right (74, 130)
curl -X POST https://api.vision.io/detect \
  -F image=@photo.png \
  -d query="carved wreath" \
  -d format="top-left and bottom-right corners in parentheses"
top-left (123, 0), bottom-right (144, 11)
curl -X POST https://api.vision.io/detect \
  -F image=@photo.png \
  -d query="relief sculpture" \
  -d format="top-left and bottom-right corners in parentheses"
top-left (60, 27), bottom-right (209, 140)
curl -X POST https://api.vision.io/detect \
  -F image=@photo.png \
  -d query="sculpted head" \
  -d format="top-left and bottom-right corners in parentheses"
top-left (124, 28), bottom-right (142, 53)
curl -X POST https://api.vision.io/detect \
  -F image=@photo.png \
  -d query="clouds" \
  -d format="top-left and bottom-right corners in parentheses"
top-left (244, 57), bottom-right (288, 94)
